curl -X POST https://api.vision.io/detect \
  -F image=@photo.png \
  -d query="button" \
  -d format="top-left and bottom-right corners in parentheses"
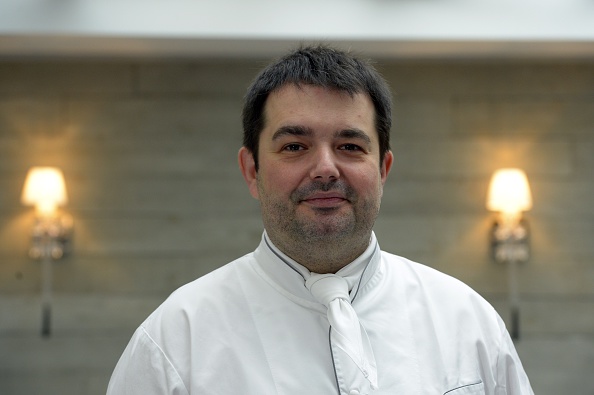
top-left (349, 390), bottom-right (360, 395)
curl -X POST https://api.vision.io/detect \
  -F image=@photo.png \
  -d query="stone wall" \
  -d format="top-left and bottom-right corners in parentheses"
top-left (0, 58), bottom-right (593, 394)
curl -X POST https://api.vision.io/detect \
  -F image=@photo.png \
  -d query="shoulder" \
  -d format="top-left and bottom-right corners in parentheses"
top-left (379, 251), bottom-right (508, 369)
top-left (139, 252), bottom-right (258, 339)
top-left (377, 251), bottom-right (532, 393)
top-left (380, 250), bottom-right (501, 326)
top-left (111, 252), bottom-right (265, 390)
top-left (381, 250), bottom-right (486, 295)
top-left (108, 254), bottom-right (257, 395)
top-left (155, 252), bottom-right (254, 314)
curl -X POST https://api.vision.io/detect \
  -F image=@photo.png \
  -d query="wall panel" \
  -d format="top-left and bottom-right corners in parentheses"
top-left (0, 58), bottom-right (593, 395)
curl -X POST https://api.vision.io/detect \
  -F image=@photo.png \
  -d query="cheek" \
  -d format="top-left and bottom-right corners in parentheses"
top-left (269, 164), bottom-right (302, 187)
top-left (351, 166), bottom-right (382, 188)
top-left (352, 172), bottom-right (385, 203)
top-left (257, 169), bottom-right (294, 201)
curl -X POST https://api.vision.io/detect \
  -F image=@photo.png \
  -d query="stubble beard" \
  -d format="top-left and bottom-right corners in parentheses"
top-left (259, 178), bottom-right (380, 273)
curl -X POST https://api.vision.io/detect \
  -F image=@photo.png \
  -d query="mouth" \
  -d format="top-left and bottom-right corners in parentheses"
top-left (300, 193), bottom-right (348, 208)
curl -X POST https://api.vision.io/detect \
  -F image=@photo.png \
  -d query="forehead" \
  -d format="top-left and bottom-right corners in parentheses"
top-left (262, 84), bottom-right (377, 138)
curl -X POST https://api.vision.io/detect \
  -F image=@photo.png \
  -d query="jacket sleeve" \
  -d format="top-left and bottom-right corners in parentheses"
top-left (494, 322), bottom-right (534, 395)
top-left (106, 326), bottom-right (189, 395)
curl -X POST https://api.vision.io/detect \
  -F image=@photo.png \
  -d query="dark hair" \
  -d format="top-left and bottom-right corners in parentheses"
top-left (242, 44), bottom-right (392, 170)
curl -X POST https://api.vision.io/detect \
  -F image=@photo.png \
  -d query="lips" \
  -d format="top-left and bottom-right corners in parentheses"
top-left (301, 192), bottom-right (347, 208)
top-left (292, 181), bottom-right (353, 207)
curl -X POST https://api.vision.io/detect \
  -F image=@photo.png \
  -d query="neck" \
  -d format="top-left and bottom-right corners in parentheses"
top-left (267, 232), bottom-right (371, 274)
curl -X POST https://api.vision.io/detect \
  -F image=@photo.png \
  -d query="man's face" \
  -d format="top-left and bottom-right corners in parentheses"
top-left (239, 84), bottom-right (393, 268)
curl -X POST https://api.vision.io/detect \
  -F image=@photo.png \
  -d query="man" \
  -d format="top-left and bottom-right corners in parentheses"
top-left (107, 45), bottom-right (534, 395)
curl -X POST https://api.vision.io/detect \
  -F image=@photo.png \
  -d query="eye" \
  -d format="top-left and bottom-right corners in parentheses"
top-left (282, 143), bottom-right (305, 151)
top-left (339, 143), bottom-right (363, 152)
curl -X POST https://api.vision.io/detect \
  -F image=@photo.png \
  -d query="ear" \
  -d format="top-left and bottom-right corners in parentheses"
top-left (238, 146), bottom-right (259, 199)
top-left (380, 150), bottom-right (394, 186)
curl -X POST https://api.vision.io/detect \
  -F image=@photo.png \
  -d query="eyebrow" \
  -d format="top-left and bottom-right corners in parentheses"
top-left (272, 126), bottom-right (372, 145)
top-left (271, 125), bottom-right (313, 141)
top-left (336, 128), bottom-right (372, 145)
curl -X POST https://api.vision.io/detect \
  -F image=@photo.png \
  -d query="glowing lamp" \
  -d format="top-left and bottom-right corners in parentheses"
top-left (486, 168), bottom-right (533, 340)
top-left (487, 168), bottom-right (532, 220)
top-left (21, 167), bottom-right (68, 216)
top-left (20, 166), bottom-right (73, 337)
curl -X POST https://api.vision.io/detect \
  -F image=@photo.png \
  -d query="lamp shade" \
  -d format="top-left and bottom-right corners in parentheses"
top-left (21, 167), bottom-right (68, 215)
top-left (486, 168), bottom-right (532, 214)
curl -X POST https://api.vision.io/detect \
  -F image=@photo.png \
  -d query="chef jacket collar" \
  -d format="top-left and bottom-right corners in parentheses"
top-left (254, 231), bottom-right (380, 304)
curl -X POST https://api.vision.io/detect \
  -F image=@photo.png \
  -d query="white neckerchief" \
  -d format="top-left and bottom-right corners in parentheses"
top-left (263, 232), bottom-right (379, 392)
top-left (262, 231), bottom-right (376, 298)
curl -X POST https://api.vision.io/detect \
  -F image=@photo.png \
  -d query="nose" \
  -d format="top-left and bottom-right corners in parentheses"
top-left (309, 147), bottom-right (340, 181)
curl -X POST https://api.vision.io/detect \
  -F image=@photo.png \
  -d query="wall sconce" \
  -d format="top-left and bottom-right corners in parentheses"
top-left (21, 166), bottom-right (73, 337)
top-left (486, 168), bottom-right (532, 340)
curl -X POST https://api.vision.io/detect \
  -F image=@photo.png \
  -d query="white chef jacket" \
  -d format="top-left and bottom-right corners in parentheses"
top-left (107, 232), bottom-right (533, 395)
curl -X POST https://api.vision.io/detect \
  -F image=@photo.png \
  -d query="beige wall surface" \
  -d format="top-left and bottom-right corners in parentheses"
top-left (0, 58), bottom-right (593, 394)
